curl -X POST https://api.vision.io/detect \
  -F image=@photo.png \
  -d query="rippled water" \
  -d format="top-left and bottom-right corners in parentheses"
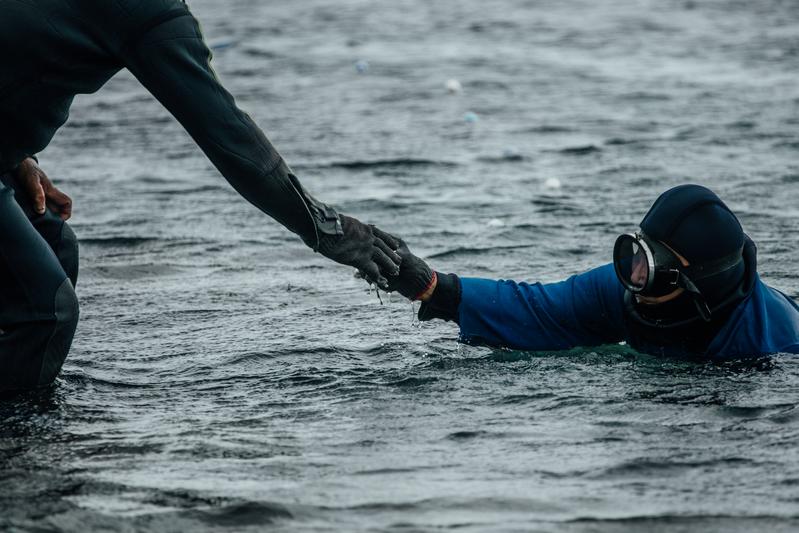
top-left (3, 0), bottom-right (799, 531)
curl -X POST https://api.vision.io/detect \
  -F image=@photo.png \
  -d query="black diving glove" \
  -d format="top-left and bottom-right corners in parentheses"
top-left (317, 215), bottom-right (402, 290)
top-left (376, 231), bottom-right (436, 301)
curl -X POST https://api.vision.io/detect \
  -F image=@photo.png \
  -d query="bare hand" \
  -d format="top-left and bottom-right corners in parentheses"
top-left (13, 158), bottom-right (72, 220)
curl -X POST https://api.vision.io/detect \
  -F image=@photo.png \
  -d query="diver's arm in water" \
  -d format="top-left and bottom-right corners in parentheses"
top-left (453, 265), bottom-right (627, 351)
top-left (120, 11), bottom-right (400, 286)
top-left (389, 238), bottom-right (627, 350)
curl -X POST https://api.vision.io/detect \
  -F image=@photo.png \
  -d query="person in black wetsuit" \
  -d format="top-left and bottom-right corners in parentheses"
top-left (0, 0), bottom-right (401, 393)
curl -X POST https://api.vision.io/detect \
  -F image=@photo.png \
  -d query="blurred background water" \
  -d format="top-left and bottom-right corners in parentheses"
top-left (3, 0), bottom-right (799, 531)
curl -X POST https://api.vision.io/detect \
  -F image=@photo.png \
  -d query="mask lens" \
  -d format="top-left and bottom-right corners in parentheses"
top-left (614, 235), bottom-right (650, 291)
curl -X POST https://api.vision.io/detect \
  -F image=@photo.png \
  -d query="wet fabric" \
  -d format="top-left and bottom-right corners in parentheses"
top-left (0, 0), bottom-right (335, 247)
top-left (0, 174), bottom-right (79, 392)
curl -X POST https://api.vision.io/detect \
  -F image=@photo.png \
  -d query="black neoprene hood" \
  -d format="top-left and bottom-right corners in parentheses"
top-left (638, 184), bottom-right (748, 308)
top-left (639, 184), bottom-right (744, 264)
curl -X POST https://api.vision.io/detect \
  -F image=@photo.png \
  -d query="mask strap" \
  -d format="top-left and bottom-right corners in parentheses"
top-left (681, 247), bottom-right (744, 282)
top-left (676, 247), bottom-right (744, 322)
top-left (675, 272), bottom-right (712, 322)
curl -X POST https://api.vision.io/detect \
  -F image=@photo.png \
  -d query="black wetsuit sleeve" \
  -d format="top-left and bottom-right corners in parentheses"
top-left (119, 12), bottom-right (330, 247)
top-left (418, 272), bottom-right (462, 323)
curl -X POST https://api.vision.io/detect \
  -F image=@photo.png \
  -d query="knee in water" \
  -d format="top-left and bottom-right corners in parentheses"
top-left (58, 222), bottom-right (80, 287)
top-left (37, 279), bottom-right (80, 387)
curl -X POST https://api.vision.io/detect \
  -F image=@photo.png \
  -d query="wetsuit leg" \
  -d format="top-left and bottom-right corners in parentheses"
top-left (0, 173), bottom-right (79, 287)
top-left (0, 176), bottom-right (79, 393)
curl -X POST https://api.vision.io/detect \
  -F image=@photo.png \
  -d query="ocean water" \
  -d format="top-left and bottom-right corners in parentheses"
top-left (3, 0), bottom-right (799, 531)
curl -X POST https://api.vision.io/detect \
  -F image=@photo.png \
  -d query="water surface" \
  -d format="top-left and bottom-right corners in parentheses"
top-left (3, 0), bottom-right (799, 531)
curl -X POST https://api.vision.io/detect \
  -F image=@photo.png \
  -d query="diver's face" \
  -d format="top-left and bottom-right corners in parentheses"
top-left (630, 252), bottom-right (648, 288)
top-left (634, 242), bottom-right (689, 306)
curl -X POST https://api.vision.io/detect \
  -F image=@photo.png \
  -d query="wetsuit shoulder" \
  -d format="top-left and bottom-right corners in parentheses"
top-left (98, 0), bottom-right (193, 52)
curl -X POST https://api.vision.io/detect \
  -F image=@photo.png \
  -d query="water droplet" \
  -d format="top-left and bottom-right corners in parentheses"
top-left (544, 177), bottom-right (562, 189)
top-left (446, 79), bottom-right (462, 94)
top-left (463, 111), bottom-right (479, 123)
top-left (487, 218), bottom-right (505, 227)
top-left (355, 59), bottom-right (370, 73)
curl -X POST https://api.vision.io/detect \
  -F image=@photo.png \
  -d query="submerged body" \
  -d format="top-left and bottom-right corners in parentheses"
top-left (393, 186), bottom-right (799, 360)
top-left (449, 257), bottom-right (799, 360)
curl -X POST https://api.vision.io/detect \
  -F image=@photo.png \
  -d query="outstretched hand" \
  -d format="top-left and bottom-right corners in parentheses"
top-left (13, 158), bottom-right (72, 220)
top-left (317, 215), bottom-right (402, 290)
top-left (370, 230), bottom-right (437, 301)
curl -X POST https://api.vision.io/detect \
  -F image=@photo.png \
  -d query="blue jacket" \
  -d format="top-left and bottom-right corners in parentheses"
top-left (451, 264), bottom-right (799, 359)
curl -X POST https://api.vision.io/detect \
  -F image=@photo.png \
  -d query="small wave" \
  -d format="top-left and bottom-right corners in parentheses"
top-left (477, 153), bottom-right (525, 163)
top-left (183, 501), bottom-right (293, 527)
top-left (84, 264), bottom-right (185, 280)
top-left (588, 457), bottom-right (755, 480)
top-left (565, 514), bottom-right (798, 526)
top-left (427, 243), bottom-right (537, 260)
top-left (727, 120), bottom-right (757, 130)
top-left (79, 236), bottom-right (159, 247)
top-left (142, 185), bottom-right (227, 195)
top-left (383, 376), bottom-right (438, 387)
top-left (305, 158), bottom-right (459, 170)
top-left (496, 392), bottom-right (556, 404)
top-left (515, 125), bottom-right (574, 134)
top-left (621, 91), bottom-right (672, 101)
top-left (604, 137), bottom-right (649, 147)
top-left (555, 145), bottom-right (602, 156)
top-left (598, 164), bottom-right (663, 175)
top-left (774, 140), bottom-right (799, 150)
top-left (714, 404), bottom-right (794, 419)
top-left (445, 430), bottom-right (490, 440)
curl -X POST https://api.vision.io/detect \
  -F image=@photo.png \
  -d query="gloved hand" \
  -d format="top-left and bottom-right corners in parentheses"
top-left (378, 231), bottom-right (437, 301)
top-left (317, 215), bottom-right (402, 290)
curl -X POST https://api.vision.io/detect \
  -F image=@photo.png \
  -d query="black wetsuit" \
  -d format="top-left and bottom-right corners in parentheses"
top-left (0, 0), bottom-right (339, 392)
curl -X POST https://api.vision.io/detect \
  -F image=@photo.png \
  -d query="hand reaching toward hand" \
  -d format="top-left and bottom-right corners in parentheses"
top-left (373, 229), bottom-right (437, 301)
top-left (317, 215), bottom-right (402, 290)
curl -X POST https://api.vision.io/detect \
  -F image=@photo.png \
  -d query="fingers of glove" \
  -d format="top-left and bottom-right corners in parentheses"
top-left (360, 261), bottom-right (389, 290)
top-left (371, 227), bottom-right (401, 251)
top-left (372, 247), bottom-right (401, 278)
top-left (374, 238), bottom-right (402, 266)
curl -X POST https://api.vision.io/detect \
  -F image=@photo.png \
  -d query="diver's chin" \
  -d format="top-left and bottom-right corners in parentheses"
top-left (635, 288), bottom-right (685, 306)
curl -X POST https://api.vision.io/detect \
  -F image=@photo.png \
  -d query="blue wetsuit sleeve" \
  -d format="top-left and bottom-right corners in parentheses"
top-left (457, 263), bottom-right (627, 351)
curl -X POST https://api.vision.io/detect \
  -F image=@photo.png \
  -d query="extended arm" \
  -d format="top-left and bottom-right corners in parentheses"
top-left (385, 235), bottom-right (628, 351)
top-left (451, 266), bottom-right (628, 350)
top-left (120, 7), bottom-right (399, 285)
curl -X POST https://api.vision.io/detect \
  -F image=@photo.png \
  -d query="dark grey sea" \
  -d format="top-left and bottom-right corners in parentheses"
top-left (3, 0), bottom-right (799, 531)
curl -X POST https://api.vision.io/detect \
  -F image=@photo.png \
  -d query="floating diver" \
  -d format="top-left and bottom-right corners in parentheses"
top-left (383, 185), bottom-right (799, 359)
